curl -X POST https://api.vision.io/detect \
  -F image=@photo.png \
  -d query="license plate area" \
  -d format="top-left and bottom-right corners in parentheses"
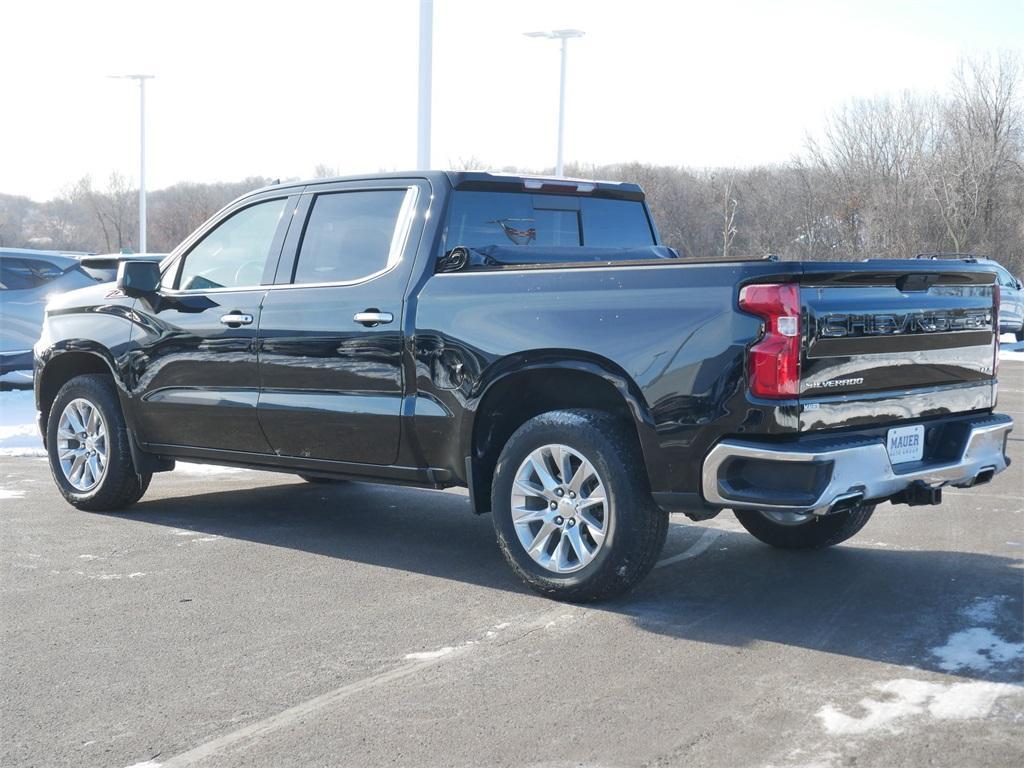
top-left (887, 424), bottom-right (925, 465)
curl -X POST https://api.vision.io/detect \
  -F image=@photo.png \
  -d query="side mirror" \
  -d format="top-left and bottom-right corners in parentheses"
top-left (117, 260), bottom-right (162, 297)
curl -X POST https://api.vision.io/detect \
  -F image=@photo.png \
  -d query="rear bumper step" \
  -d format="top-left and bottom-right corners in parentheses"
top-left (702, 414), bottom-right (1012, 515)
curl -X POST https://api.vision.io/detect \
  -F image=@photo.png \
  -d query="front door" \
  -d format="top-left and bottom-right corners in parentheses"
top-left (256, 181), bottom-right (425, 465)
top-left (130, 195), bottom-right (295, 453)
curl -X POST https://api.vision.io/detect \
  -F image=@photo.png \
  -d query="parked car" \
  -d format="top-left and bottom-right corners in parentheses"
top-left (990, 262), bottom-right (1024, 341)
top-left (33, 172), bottom-right (1013, 601)
top-left (0, 249), bottom-right (96, 373)
top-left (77, 253), bottom-right (167, 283)
top-left (915, 254), bottom-right (1024, 340)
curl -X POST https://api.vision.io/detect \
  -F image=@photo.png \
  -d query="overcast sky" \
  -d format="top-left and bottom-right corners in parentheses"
top-left (2, 0), bottom-right (1022, 201)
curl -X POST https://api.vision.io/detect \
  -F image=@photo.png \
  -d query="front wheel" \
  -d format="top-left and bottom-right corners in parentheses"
top-left (46, 374), bottom-right (151, 511)
top-left (734, 504), bottom-right (876, 549)
top-left (491, 409), bottom-right (668, 602)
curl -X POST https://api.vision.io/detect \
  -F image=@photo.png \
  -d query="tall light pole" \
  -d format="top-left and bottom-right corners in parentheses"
top-left (109, 74), bottom-right (154, 252)
top-left (417, 0), bottom-right (433, 169)
top-left (524, 29), bottom-right (584, 176)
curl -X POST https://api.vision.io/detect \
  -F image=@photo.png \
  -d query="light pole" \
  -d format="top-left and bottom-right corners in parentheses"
top-left (524, 29), bottom-right (584, 177)
top-left (417, 0), bottom-right (433, 169)
top-left (109, 74), bottom-right (154, 252)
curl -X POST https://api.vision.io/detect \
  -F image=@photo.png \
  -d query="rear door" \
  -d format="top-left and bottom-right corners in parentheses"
top-left (130, 194), bottom-right (297, 452)
top-left (256, 179), bottom-right (426, 465)
top-left (798, 262), bottom-right (998, 430)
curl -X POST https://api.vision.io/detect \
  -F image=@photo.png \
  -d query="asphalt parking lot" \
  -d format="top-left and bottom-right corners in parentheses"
top-left (2, 364), bottom-right (1022, 768)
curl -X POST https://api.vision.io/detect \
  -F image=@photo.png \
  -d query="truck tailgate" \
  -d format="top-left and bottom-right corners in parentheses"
top-left (798, 262), bottom-right (998, 431)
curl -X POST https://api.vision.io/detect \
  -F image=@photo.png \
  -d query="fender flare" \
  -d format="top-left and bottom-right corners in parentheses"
top-left (460, 351), bottom-right (667, 497)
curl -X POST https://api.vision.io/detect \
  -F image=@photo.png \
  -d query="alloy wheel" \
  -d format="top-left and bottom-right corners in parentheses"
top-left (510, 443), bottom-right (610, 574)
top-left (56, 398), bottom-right (108, 492)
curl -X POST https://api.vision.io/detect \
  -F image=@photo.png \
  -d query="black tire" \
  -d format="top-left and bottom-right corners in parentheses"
top-left (734, 504), bottom-right (876, 549)
top-left (46, 374), bottom-right (151, 512)
top-left (491, 409), bottom-right (668, 602)
top-left (297, 474), bottom-right (349, 484)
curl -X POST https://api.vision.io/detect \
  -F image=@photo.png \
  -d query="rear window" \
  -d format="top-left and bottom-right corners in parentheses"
top-left (0, 257), bottom-right (64, 290)
top-left (443, 191), bottom-right (655, 252)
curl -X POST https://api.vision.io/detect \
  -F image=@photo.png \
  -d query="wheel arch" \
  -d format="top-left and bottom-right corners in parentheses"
top-left (463, 352), bottom-right (662, 514)
top-left (36, 347), bottom-right (120, 446)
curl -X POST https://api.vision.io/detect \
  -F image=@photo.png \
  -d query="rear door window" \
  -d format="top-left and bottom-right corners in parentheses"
top-left (292, 189), bottom-right (410, 285)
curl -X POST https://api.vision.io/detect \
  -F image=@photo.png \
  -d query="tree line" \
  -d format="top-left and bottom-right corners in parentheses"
top-left (1, 53), bottom-right (1021, 273)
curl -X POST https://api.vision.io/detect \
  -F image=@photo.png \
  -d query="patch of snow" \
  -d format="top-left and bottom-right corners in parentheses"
top-left (961, 595), bottom-right (1010, 624)
top-left (174, 462), bottom-right (245, 476)
top-left (0, 423), bottom-right (39, 441)
top-left (0, 447), bottom-right (46, 457)
top-left (930, 627), bottom-right (1024, 673)
top-left (1001, 336), bottom-right (1024, 361)
top-left (0, 370), bottom-right (33, 386)
top-left (404, 646), bottom-right (455, 661)
top-left (90, 572), bottom-right (146, 581)
top-left (124, 761), bottom-right (162, 768)
top-left (0, 488), bottom-right (26, 500)
top-left (817, 678), bottom-right (1023, 735)
top-left (0, 388), bottom-right (42, 453)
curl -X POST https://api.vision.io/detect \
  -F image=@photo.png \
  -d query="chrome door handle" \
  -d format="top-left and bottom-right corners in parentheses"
top-left (353, 310), bottom-right (394, 327)
top-left (219, 313), bottom-right (254, 326)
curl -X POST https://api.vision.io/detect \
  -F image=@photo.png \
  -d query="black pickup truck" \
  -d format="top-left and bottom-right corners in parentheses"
top-left (34, 171), bottom-right (1013, 600)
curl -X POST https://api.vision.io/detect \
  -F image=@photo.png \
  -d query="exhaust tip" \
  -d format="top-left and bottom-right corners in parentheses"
top-left (828, 492), bottom-right (865, 515)
top-left (974, 467), bottom-right (996, 486)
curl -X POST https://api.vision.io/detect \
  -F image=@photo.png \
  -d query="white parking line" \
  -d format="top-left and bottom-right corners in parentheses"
top-left (126, 607), bottom-right (573, 768)
top-left (655, 527), bottom-right (723, 568)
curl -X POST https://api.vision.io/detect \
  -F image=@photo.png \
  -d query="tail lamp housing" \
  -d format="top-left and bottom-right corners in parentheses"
top-left (738, 283), bottom-right (801, 399)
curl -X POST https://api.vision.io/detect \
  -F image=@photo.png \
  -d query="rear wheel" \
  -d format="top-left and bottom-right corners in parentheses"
top-left (734, 504), bottom-right (875, 549)
top-left (491, 409), bottom-right (668, 602)
top-left (46, 374), bottom-right (151, 511)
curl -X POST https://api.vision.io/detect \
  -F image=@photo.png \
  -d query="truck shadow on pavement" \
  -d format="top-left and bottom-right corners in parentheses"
top-left (117, 476), bottom-right (1023, 685)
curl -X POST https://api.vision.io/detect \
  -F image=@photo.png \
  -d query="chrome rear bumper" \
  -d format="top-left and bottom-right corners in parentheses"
top-left (702, 414), bottom-right (1013, 515)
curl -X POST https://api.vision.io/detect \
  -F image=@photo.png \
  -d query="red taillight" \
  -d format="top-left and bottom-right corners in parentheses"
top-left (993, 282), bottom-right (1001, 378)
top-left (739, 283), bottom-right (801, 399)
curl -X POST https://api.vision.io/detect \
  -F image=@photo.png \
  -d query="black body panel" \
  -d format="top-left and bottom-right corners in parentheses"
top-left (129, 289), bottom-right (271, 453)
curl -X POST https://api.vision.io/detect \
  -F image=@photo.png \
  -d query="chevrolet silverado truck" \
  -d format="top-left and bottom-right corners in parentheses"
top-left (34, 171), bottom-right (1013, 601)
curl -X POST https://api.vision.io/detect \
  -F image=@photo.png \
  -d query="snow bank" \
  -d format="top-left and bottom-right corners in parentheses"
top-left (1000, 336), bottom-right (1024, 362)
top-left (0, 387), bottom-right (240, 474)
top-left (817, 678), bottom-right (1023, 735)
top-left (0, 388), bottom-right (43, 456)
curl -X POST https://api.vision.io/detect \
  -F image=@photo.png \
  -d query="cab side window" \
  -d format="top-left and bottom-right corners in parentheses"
top-left (171, 198), bottom-right (288, 291)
